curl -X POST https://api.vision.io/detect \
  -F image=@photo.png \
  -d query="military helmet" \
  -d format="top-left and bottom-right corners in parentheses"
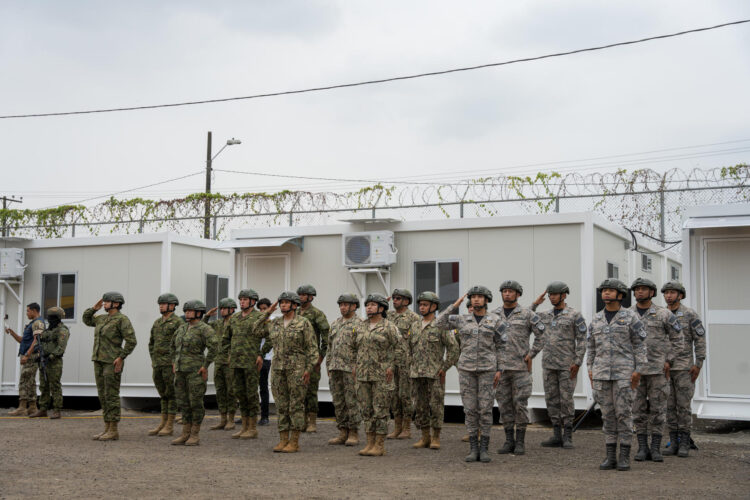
top-left (466, 285), bottom-right (493, 303)
top-left (46, 306), bottom-right (66, 319)
top-left (391, 288), bottom-right (413, 304)
top-left (546, 281), bottom-right (570, 295)
top-left (417, 291), bottom-right (440, 305)
top-left (238, 288), bottom-right (259, 301)
top-left (499, 280), bottom-right (524, 296)
top-left (337, 293), bottom-right (360, 308)
top-left (102, 291), bottom-right (125, 304)
top-left (630, 277), bottom-right (657, 292)
top-left (218, 297), bottom-right (238, 309)
top-left (661, 281), bottom-right (686, 298)
top-left (182, 300), bottom-right (207, 312)
top-left (365, 293), bottom-right (389, 311)
top-left (157, 292), bottom-right (179, 305)
top-left (598, 278), bottom-right (629, 297)
top-left (278, 291), bottom-right (302, 305)
top-left (296, 284), bottom-right (317, 296)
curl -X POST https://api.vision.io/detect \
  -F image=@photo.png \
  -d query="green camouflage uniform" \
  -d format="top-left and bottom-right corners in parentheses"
top-left (208, 316), bottom-right (236, 414)
top-left (327, 315), bottom-right (363, 430)
top-left (172, 321), bottom-right (217, 424)
top-left (667, 304), bottom-right (706, 433)
top-left (148, 314), bottom-right (184, 414)
top-left (386, 308), bottom-right (420, 419)
top-left (299, 304), bottom-right (330, 415)
top-left (19, 319), bottom-right (45, 402)
top-left (262, 314), bottom-right (318, 432)
top-left (224, 309), bottom-right (268, 418)
top-left (83, 308), bottom-right (137, 423)
top-left (408, 318), bottom-right (459, 429)
top-left (37, 323), bottom-right (70, 411)
top-left (353, 318), bottom-right (398, 434)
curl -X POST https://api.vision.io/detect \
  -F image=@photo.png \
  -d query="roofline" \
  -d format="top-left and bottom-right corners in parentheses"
top-left (683, 203), bottom-right (750, 220)
top-left (10, 231), bottom-right (230, 252)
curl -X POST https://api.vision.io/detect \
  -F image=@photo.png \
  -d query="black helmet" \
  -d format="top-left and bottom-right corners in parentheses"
top-left (499, 280), bottom-right (523, 296)
top-left (598, 279), bottom-right (629, 298)
top-left (238, 289), bottom-right (259, 301)
top-left (546, 281), bottom-right (570, 295)
top-left (337, 293), bottom-right (360, 308)
top-left (365, 293), bottom-right (389, 311)
top-left (183, 300), bottom-right (207, 313)
top-left (630, 277), bottom-right (657, 292)
top-left (218, 297), bottom-right (238, 309)
top-left (296, 284), bottom-right (317, 296)
top-left (157, 293), bottom-right (179, 305)
top-left (278, 291), bottom-right (302, 305)
top-left (391, 289), bottom-right (413, 304)
top-left (661, 281), bottom-right (686, 299)
top-left (467, 285), bottom-right (493, 303)
top-left (102, 291), bottom-right (125, 304)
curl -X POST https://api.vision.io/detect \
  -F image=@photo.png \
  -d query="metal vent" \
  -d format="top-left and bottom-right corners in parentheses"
top-left (345, 235), bottom-right (371, 265)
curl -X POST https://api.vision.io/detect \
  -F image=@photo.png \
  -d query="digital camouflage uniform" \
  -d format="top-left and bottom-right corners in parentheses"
top-left (493, 305), bottom-right (544, 430)
top-left (530, 303), bottom-right (587, 427)
top-left (37, 323), bottom-right (70, 411)
top-left (353, 318), bottom-right (398, 435)
top-left (327, 315), bottom-right (362, 431)
top-left (18, 319), bottom-right (45, 402)
top-left (83, 308), bottom-right (137, 422)
top-left (298, 304), bottom-right (330, 416)
top-left (667, 304), bottom-right (705, 433)
top-left (172, 321), bottom-right (217, 424)
top-left (409, 318), bottom-right (459, 429)
top-left (386, 308), bottom-right (420, 419)
top-left (629, 304), bottom-right (683, 437)
top-left (209, 316), bottom-right (236, 414)
top-left (587, 308), bottom-right (648, 445)
top-left (148, 314), bottom-right (184, 414)
top-left (262, 314), bottom-right (318, 432)
top-left (436, 307), bottom-right (505, 436)
top-left (224, 309), bottom-right (267, 418)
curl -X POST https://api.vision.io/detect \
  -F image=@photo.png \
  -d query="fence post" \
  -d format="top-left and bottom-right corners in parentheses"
top-left (372, 207), bottom-right (376, 219)
top-left (555, 197), bottom-right (560, 213)
top-left (213, 216), bottom-right (218, 240)
top-left (289, 211), bottom-right (293, 227)
top-left (460, 201), bottom-right (464, 218)
top-left (659, 190), bottom-right (665, 246)
top-left (139, 219), bottom-right (144, 234)
top-left (71, 223), bottom-right (76, 238)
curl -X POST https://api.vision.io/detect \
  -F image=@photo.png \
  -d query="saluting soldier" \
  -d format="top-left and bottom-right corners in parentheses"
top-left (297, 284), bottom-right (330, 433)
top-left (28, 307), bottom-right (69, 419)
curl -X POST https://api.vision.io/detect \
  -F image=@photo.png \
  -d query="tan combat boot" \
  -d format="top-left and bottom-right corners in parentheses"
top-left (387, 417), bottom-right (402, 439)
top-left (158, 414), bottom-right (175, 436)
top-left (273, 431), bottom-right (290, 452)
top-left (93, 421), bottom-right (110, 440)
top-left (429, 428), bottom-right (441, 449)
top-left (305, 412), bottom-right (317, 433)
top-left (345, 428), bottom-right (360, 446)
top-left (28, 408), bottom-right (48, 418)
top-left (359, 432), bottom-right (376, 456)
top-left (281, 430), bottom-right (300, 453)
top-left (171, 423), bottom-right (192, 445)
top-left (210, 413), bottom-right (227, 430)
top-left (99, 421), bottom-right (119, 441)
top-left (224, 411), bottom-right (236, 430)
top-left (397, 417), bottom-right (412, 439)
top-left (412, 427), bottom-right (431, 448)
top-left (27, 400), bottom-right (38, 416)
top-left (232, 416), bottom-right (249, 439)
top-left (370, 434), bottom-right (387, 456)
top-left (148, 414), bottom-right (168, 436)
top-left (328, 427), bottom-right (348, 445)
top-left (8, 399), bottom-right (28, 416)
top-left (240, 417), bottom-right (258, 439)
top-left (175, 414), bottom-right (183, 424)
top-left (185, 422), bottom-right (201, 446)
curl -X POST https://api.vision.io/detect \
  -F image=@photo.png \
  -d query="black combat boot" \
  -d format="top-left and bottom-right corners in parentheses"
top-left (562, 425), bottom-right (573, 449)
top-left (465, 434), bottom-right (479, 462)
top-left (678, 431), bottom-right (690, 458)
top-left (479, 435), bottom-right (491, 463)
top-left (541, 425), bottom-right (562, 447)
top-left (663, 430), bottom-right (679, 456)
top-left (617, 444), bottom-right (631, 471)
top-left (514, 428), bottom-right (526, 455)
top-left (634, 433), bottom-right (650, 461)
top-left (497, 427), bottom-right (515, 454)
top-left (650, 434), bottom-right (663, 462)
top-left (599, 443), bottom-right (617, 470)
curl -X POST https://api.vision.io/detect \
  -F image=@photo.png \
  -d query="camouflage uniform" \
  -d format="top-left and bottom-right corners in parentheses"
top-left (386, 308), bottom-right (420, 419)
top-left (630, 304), bottom-right (683, 437)
top-left (436, 306), bottom-right (505, 436)
top-left (172, 321), bottom-right (217, 424)
top-left (18, 319), bottom-right (45, 402)
top-left (224, 309), bottom-right (267, 418)
top-left (667, 304), bottom-right (706, 433)
top-left (409, 318), bottom-right (459, 429)
top-left (148, 314), bottom-right (184, 415)
top-left (262, 314), bottom-right (318, 432)
top-left (299, 304), bottom-right (330, 416)
top-left (37, 323), bottom-right (70, 411)
top-left (530, 304), bottom-right (587, 427)
top-left (353, 318), bottom-right (398, 435)
top-left (83, 308), bottom-right (137, 423)
top-left (327, 315), bottom-right (362, 431)
top-left (587, 309), bottom-right (648, 445)
top-left (209, 316), bottom-right (236, 414)
top-left (493, 305), bottom-right (544, 430)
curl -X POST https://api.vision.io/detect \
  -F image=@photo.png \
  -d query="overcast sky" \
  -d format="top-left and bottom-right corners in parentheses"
top-left (1, 1), bottom-right (749, 209)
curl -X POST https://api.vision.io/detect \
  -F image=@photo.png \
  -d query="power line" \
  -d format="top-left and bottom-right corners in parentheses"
top-left (2, 19), bottom-right (748, 120)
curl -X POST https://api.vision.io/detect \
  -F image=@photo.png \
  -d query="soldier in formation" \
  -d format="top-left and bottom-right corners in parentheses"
top-left (84, 292), bottom-right (137, 442)
top-left (207, 298), bottom-right (238, 431)
top-left (5, 303), bottom-right (44, 416)
top-left (327, 293), bottom-right (363, 446)
top-left (296, 284), bottom-right (330, 433)
top-left (386, 289), bottom-right (420, 440)
top-left (28, 307), bottom-right (69, 419)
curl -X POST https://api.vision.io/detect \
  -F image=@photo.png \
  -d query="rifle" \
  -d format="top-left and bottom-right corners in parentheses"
top-left (33, 329), bottom-right (48, 383)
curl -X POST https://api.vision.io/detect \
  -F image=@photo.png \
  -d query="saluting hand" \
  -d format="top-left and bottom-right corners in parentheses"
top-left (452, 294), bottom-right (467, 309)
top-left (205, 307), bottom-right (218, 317)
top-left (93, 299), bottom-right (103, 311)
top-left (533, 292), bottom-right (546, 306)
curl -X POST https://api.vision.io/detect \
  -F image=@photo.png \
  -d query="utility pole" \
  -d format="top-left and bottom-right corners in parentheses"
top-left (204, 131), bottom-right (212, 239)
top-left (1, 195), bottom-right (23, 237)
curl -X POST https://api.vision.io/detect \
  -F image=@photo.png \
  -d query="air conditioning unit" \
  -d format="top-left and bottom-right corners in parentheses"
top-left (343, 231), bottom-right (397, 267)
top-left (0, 248), bottom-right (25, 279)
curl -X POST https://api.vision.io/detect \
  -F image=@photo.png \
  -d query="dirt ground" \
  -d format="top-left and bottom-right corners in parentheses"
top-left (1, 408), bottom-right (749, 499)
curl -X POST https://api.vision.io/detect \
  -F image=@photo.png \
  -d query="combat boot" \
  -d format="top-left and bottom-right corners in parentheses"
top-left (8, 399), bottom-right (28, 416)
top-left (462, 433), bottom-right (470, 442)
top-left (479, 435), bottom-right (492, 463)
top-left (678, 431), bottom-right (690, 458)
top-left (27, 400), bottom-right (38, 416)
top-left (28, 408), bottom-right (48, 418)
top-left (305, 412), bottom-right (317, 433)
top-left (599, 443), bottom-right (617, 470)
top-left (650, 433), bottom-right (664, 462)
top-left (429, 428), bottom-right (441, 450)
top-left (232, 416), bottom-right (249, 439)
top-left (634, 434), bottom-right (650, 461)
top-left (185, 422), bottom-right (201, 446)
top-left (281, 430), bottom-right (300, 453)
top-left (397, 417), bottom-right (412, 439)
top-left (617, 444), bottom-right (631, 471)
top-left (159, 414), bottom-right (175, 436)
top-left (99, 421), bottom-right (120, 441)
top-left (541, 425), bottom-right (562, 447)
top-left (464, 434), bottom-right (479, 462)
top-left (498, 427), bottom-right (515, 454)
top-left (663, 430), bottom-right (679, 456)
top-left (369, 434), bottom-right (387, 456)
top-left (175, 414), bottom-right (183, 424)
top-left (387, 417), bottom-right (402, 439)
top-left (328, 427), bottom-right (348, 445)
top-left (50, 410), bottom-right (61, 419)
top-left (273, 431), bottom-right (289, 452)
top-left (345, 428), bottom-right (359, 446)
top-left (412, 427), bottom-right (431, 448)
top-left (148, 414), bottom-right (168, 435)
top-left (241, 418), bottom-right (258, 439)
top-left (224, 411), bottom-right (236, 430)
top-left (562, 425), bottom-right (573, 449)
top-left (514, 428), bottom-right (526, 455)
top-left (93, 422), bottom-right (110, 440)
top-left (171, 423), bottom-right (192, 445)
top-left (210, 413), bottom-right (227, 430)
top-left (359, 432), bottom-right (376, 455)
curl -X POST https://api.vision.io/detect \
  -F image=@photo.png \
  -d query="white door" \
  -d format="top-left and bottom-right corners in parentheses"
top-left (243, 253), bottom-right (290, 299)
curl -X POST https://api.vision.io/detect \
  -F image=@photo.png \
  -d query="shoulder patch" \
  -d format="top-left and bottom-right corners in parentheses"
top-left (633, 320), bottom-right (647, 338)
top-left (530, 314), bottom-right (541, 324)
top-left (691, 318), bottom-right (705, 336)
top-left (668, 314), bottom-right (682, 331)
top-left (576, 317), bottom-right (587, 333)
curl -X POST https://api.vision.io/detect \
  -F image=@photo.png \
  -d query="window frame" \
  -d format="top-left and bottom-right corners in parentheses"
top-left (41, 271), bottom-right (78, 323)
top-left (641, 254), bottom-right (653, 273)
top-left (606, 261), bottom-right (620, 280)
top-left (412, 259), bottom-right (462, 313)
top-left (205, 273), bottom-right (230, 311)
top-left (671, 265), bottom-right (680, 281)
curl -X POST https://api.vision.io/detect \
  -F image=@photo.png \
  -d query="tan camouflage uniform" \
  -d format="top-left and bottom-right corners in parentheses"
top-left (149, 314), bottom-right (184, 415)
top-left (299, 304), bottom-right (330, 416)
top-left (327, 315), bottom-right (362, 431)
top-left (387, 308), bottom-right (420, 419)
